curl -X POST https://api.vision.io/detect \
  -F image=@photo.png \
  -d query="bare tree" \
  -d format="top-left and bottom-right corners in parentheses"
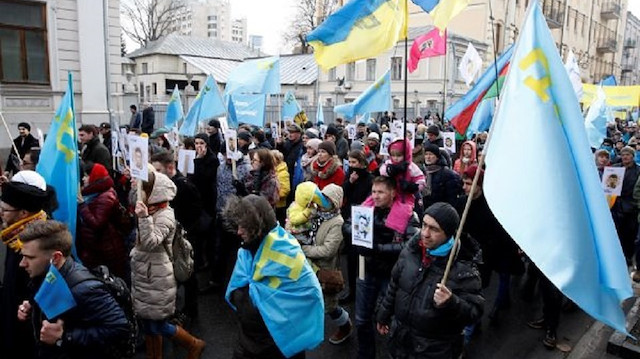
top-left (121, 0), bottom-right (186, 47)
top-left (285, 0), bottom-right (339, 54)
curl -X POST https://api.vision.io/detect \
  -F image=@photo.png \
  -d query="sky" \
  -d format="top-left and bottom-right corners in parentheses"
top-left (230, 0), bottom-right (297, 54)
top-left (631, 1), bottom-right (640, 18)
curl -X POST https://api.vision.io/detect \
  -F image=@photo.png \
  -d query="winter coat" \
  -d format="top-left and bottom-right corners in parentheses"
top-left (141, 107), bottom-right (155, 134)
top-left (342, 167), bottom-right (373, 220)
top-left (301, 215), bottom-right (344, 271)
top-left (376, 237), bottom-right (484, 359)
top-left (275, 162), bottom-right (291, 209)
top-left (81, 137), bottom-right (112, 173)
top-left (278, 138), bottom-right (304, 188)
top-left (422, 167), bottom-right (463, 210)
top-left (130, 173), bottom-right (177, 320)
top-left (614, 162), bottom-right (640, 214)
top-left (311, 156), bottom-right (345, 190)
top-left (248, 169), bottom-right (280, 209)
top-left (77, 182), bottom-right (127, 278)
top-left (344, 207), bottom-right (421, 278)
top-left (336, 136), bottom-right (349, 160)
top-left (216, 159), bottom-right (252, 213)
top-left (191, 150), bottom-right (219, 217)
top-left (453, 141), bottom-right (478, 175)
top-left (30, 258), bottom-right (129, 359)
top-left (169, 171), bottom-right (210, 234)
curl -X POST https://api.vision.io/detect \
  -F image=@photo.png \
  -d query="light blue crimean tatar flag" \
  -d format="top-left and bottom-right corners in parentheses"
top-left (36, 72), bottom-right (80, 259)
top-left (179, 74), bottom-right (226, 136)
top-left (164, 85), bottom-right (184, 128)
top-left (230, 94), bottom-right (266, 127)
top-left (225, 56), bottom-right (281, 95)
top-left (34, 264), bottom-right (77, 319)
top-left (282, 91), bottom-right (302, 121)
top-left (334, 70), bottom-right (391, 119)
top-left (584, 86), bottom-right (611, 149)
top-left (483, 1), bottom-right (632, 335)
top-left (226, 225), bottom-right (324, 357)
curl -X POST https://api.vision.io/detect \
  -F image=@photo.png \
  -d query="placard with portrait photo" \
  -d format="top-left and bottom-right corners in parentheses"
top-left (602, 166), bottom-right (625, 196)
top-left (128, 135), bottom-right (149, 181)
top-left (442, 132), bottom-right (456, 153)
top-left (380, 132), bottom-right (394, 156)
top-left (352, 206), bottom-right (374, 249)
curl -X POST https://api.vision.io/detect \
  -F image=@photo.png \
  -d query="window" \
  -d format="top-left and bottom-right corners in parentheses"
top-left (328, 67), bottom-right (336, 81)
top-left (391, 57), bottom-right (403, 80)
top-left (346, 62), bottom-right (355, 81)
top-left (366, 59), bottom-right (376, 81)
top-left (208, 24), bottom-right (216, 29)
top-left (208, 15), bottom-right (217, 21)
top-left (0, 1), bottom-right (48, 84)
top-left (141, 63), bottom-right (148, 74)
top-left (152, 82), bottom-right (157, 95)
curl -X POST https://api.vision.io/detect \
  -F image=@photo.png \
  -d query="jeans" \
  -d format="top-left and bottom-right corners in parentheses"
top-left (141, 319), bottom-right (177, 337)
top-left (355, 274), bottom-right (389, 359)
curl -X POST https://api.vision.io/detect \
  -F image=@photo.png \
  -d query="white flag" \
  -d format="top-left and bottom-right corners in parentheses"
top-left (564, 50), bottom-right (583, 101)
top-left (458, 42), bottom-right (483, 87)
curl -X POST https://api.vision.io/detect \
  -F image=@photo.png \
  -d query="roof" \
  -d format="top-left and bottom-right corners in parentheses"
top-left (121, 57), bottom-right (135, 64)
top-left (182, 53), bottom-right (318, 85)
top-left (128, 33), bottom-right (261, 60)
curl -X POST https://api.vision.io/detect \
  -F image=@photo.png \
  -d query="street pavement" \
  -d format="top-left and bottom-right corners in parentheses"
top-left (136, 262), bottom-right (639, 359)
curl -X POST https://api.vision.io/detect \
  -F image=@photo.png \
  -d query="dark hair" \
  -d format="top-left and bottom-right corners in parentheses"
top-left (20, 220), bottom-right (72, 257)
top-left (348, 150), bottom-right (367, 166)
top-left (78, 124), bottom-right (98, 137)
top-left (372, 176), bottom-right (396, 191)
top-left (150, 151), bottom-right (174, 165)
top-left (27, 148), bottom-right (40, 166)
top-left (183, 137), bottom-right (195, 150)
top-left (253, 129), bottom-right (266, 143)
top-left (251, 148), bottom-right (275, 172)
top-left (130, 104), bottom-right (137, 111)
top-left (223, 195), bottom-right (277, 245)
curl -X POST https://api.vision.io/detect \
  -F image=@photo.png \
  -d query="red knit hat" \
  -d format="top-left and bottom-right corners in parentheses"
top-left (89, 163), bottom-right (109, 184)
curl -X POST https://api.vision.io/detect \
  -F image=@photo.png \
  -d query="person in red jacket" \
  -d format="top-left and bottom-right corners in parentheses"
top-left (311, 141), bottom-right (345, 190)
top-left (77, 162), bottom-right (127, 278)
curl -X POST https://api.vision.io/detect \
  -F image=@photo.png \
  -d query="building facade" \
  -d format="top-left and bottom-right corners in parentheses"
top-left (172, 0), bottom-right (247, 44)
top-left (621, 11), bottom-right (640, 85)
top-left (0, 0), bottom-right (123, 151)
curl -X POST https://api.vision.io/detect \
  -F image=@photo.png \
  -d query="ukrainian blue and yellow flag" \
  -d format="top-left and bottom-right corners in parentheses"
top-left (226, 225), bottom-right (324, 357)
top-left (334, 70), bottom-right (391, 119)
top-left (306, 0), bottom-right (408, 71)
top-left (179, 75), bottom-right (226, 136)
top-left (36, 72), bottom-right (80, 259)
top-left (483, 0), bottom-right (632, 335)
top-left (412, 0), bottom-right (471, 31)
top-left (164, 85), bottom-right (184, 128)
top-left (225, 56), bottom-right (281, 95)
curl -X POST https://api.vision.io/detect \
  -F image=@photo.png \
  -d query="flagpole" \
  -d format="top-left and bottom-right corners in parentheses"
top-left (440, 0), bottom-right (534, 286)
top-left (441, 38), bottom-right (448, 120)
top-left (403, 21), bottom-right (409, 145)
top-left (488, 0), bottom-right (502, 101)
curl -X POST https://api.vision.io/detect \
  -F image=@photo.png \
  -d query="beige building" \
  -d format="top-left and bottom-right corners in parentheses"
top-left (318, 0), bottom-right (629, 117)
top-left (172, 0), bottom-right (247, 44)
top-left (621, 11), bottom-right (640, 85)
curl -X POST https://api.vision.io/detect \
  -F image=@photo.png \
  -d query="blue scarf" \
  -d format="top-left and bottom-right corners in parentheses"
top-left (428, 237), bottom-right (454, 257)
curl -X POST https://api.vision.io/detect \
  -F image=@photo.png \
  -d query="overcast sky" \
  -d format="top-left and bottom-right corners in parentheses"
top-left (233, 0), bottom-right (640, 55)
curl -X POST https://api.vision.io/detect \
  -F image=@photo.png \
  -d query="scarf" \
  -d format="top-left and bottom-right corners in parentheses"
top-left (1, 211), bottom-right (48, 252)
top-left (301, 153), bottom-right (318, 168)
top-left (423, 164), bottom-right (442, 197)
top-left (308, 210), bottom-right (339, 245)
top-left (418, 237), bottom-right (454, 268)
top-left (147, 202), bottom-right (169, 215)
top-left (312, 157), bottom-right (340, 180)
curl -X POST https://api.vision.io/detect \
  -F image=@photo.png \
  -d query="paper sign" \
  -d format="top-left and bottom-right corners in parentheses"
top-left (346, 124), bottom-right (356, 140)
top-left (320, 125), bottom-right (328, 139)
top-left (380, 132), bottom-right (394, 156)
top-left (443, 132), bottom-right (456, 153)
top-left (110, 130), bottom-right (119, 156)
top-left (128, 135), bottom-right (149, 181)
top-left (166, 127), bottom-right (180, 148)
top-left (352, 206), bottom-right (374, 249)
top-left (391, 120), bottom-right (403, 138)
top-left (271, 122), bottom-right (280, 140)
top-left (36, 128), bottom-right (44, 145)
top-left (178, 149), bottom-right (196, 174)
top-left (602, 166), bottom-right (625, 196)
top-left (225, 129), bottom-right (240, 160)
top-left (406, 123), bottom-right (416, 148)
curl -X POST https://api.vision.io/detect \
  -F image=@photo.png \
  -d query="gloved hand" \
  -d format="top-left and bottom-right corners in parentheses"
top-left (386, 161), bottom-right (409, 178)
top-left (233, 180), bottom-right (248, 197)
top-left (400, 179), bottom-right (419, 194)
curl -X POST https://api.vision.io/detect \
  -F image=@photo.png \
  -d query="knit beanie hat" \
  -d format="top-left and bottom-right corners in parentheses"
top-left (318, 140), bottom-right (337, 156)
top-left (321, 184), bottom-right (344, 209)
top-left (350, 140), bottom-right (365, 152)
top-left (1, 171), bottom-right (48, 212)
top-left (89, 163), bottom-right (110, 184)
top-left (208, 119), bottom-right (221, 129)
top-left (620, 146), bottom-right (636, 157)
top-left (306, 138), bottom-right (322, 151)
top-left (367, 132), bottom-right (380, 142)
top-left (325, 125), bottom-right (339, 138)
top-left (424, 202), bottom-right (460, 238)
top-left (423, 143), bottom-right (441, 158)
top-left (305, 128), bottom-right (320, 139)
top-left (426, 125), bottom-right (440, 136)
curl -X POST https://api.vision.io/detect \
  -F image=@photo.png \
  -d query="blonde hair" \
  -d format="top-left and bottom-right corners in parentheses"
top-left (271, 149), bottom-right (284, 164)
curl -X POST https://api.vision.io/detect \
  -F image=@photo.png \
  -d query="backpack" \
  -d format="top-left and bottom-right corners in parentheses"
top-left (164, 223), bottom-right (195, 282)
top-left (66, 265), bottom-right (138, 358)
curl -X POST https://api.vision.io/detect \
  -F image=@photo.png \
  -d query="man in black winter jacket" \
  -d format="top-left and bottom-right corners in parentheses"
top-left (79, 125), bottom-right (112, 173)
top-left (6, 122), bottom-right (39, 175)
top-left (344, 176), bottom-right (420, 359)
top-left (376, 203), bottom-right (484, 359)
top-left (276, 124), bottom-right (304, 203)
top-left (17, 221), bottom-right (129, 359)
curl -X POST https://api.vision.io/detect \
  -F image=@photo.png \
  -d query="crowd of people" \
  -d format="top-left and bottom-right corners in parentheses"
top-left (0, 111), bottom-right (636, 359)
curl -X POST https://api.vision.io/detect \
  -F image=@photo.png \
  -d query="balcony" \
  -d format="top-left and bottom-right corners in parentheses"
top-left (542, 0), bottom-right (565, 29)
top-left (624, 39), bottom-right (637, 49)
top-left (621, 62), bottom-right (634, 72)
top-left (597, 38), bottom-right (618, 53)
top-left (601, 1), bottom-right (621, 20)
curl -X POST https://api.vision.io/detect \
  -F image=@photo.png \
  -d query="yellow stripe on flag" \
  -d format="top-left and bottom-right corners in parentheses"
top-left (430, 0), bottom-right (472, 32)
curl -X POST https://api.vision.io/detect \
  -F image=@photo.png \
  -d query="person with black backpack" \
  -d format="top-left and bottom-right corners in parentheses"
top-left (17, 220), bottom-right (131, 359)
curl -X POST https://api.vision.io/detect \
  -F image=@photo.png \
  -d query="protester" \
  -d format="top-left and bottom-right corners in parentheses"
top-left (277, 123), bottom-right (304, 202)
top-left (206, 119), bottom-right (223, 155)
top-left (224, 194), bottom-right (324, 359)
top-left (99, 122), bottom-right (113, 154)
top-left (238, 131), bottom-right (253, 155)
top-left (17, 220), bottom-right (130, 359)
top-left (613, 146), bottom-right (640, 264)
top-left (192, 134), bottom-right (219, 219)
top-left (376, 203), bottom-right (484, 358)
top-left (130, 169), bottom-right (206, 359)
top-left (324, 125), bottom-right (349, 160)
top-left (20, 148), bottom-right (40, 172)
top-left (426, 125), bottom-right (444, 147)
top-left (301, 184), bottom-right (353, 344)
top-left (345, 176), bottom-right (420, 359)
top-left (129, 104), bottom-right (142, 130)
top-left (421, 143), bottom-right (463, 210)
top-left (5, 122), bottom-right (39, 175)
top-left (453, 141), bottom-right (478, 175)
top-left (272, 150), bottom-right (291, 225)
top-left (302, 138), bottom-right (322, 181)
top-left (79, 124), bottom-right (112, 172)
top-left (595, 149), bottom-right (611, 179)
top-left (254, 129), bottom-right (273, 150)
top-left (141, 103), bottom-right (155, 134)
top-left (311, 141), bottom-right (345, 190)
top-left (0, 171), bottom-right (50, 357)
top-left (76, 162), bottom-right (127, 278)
